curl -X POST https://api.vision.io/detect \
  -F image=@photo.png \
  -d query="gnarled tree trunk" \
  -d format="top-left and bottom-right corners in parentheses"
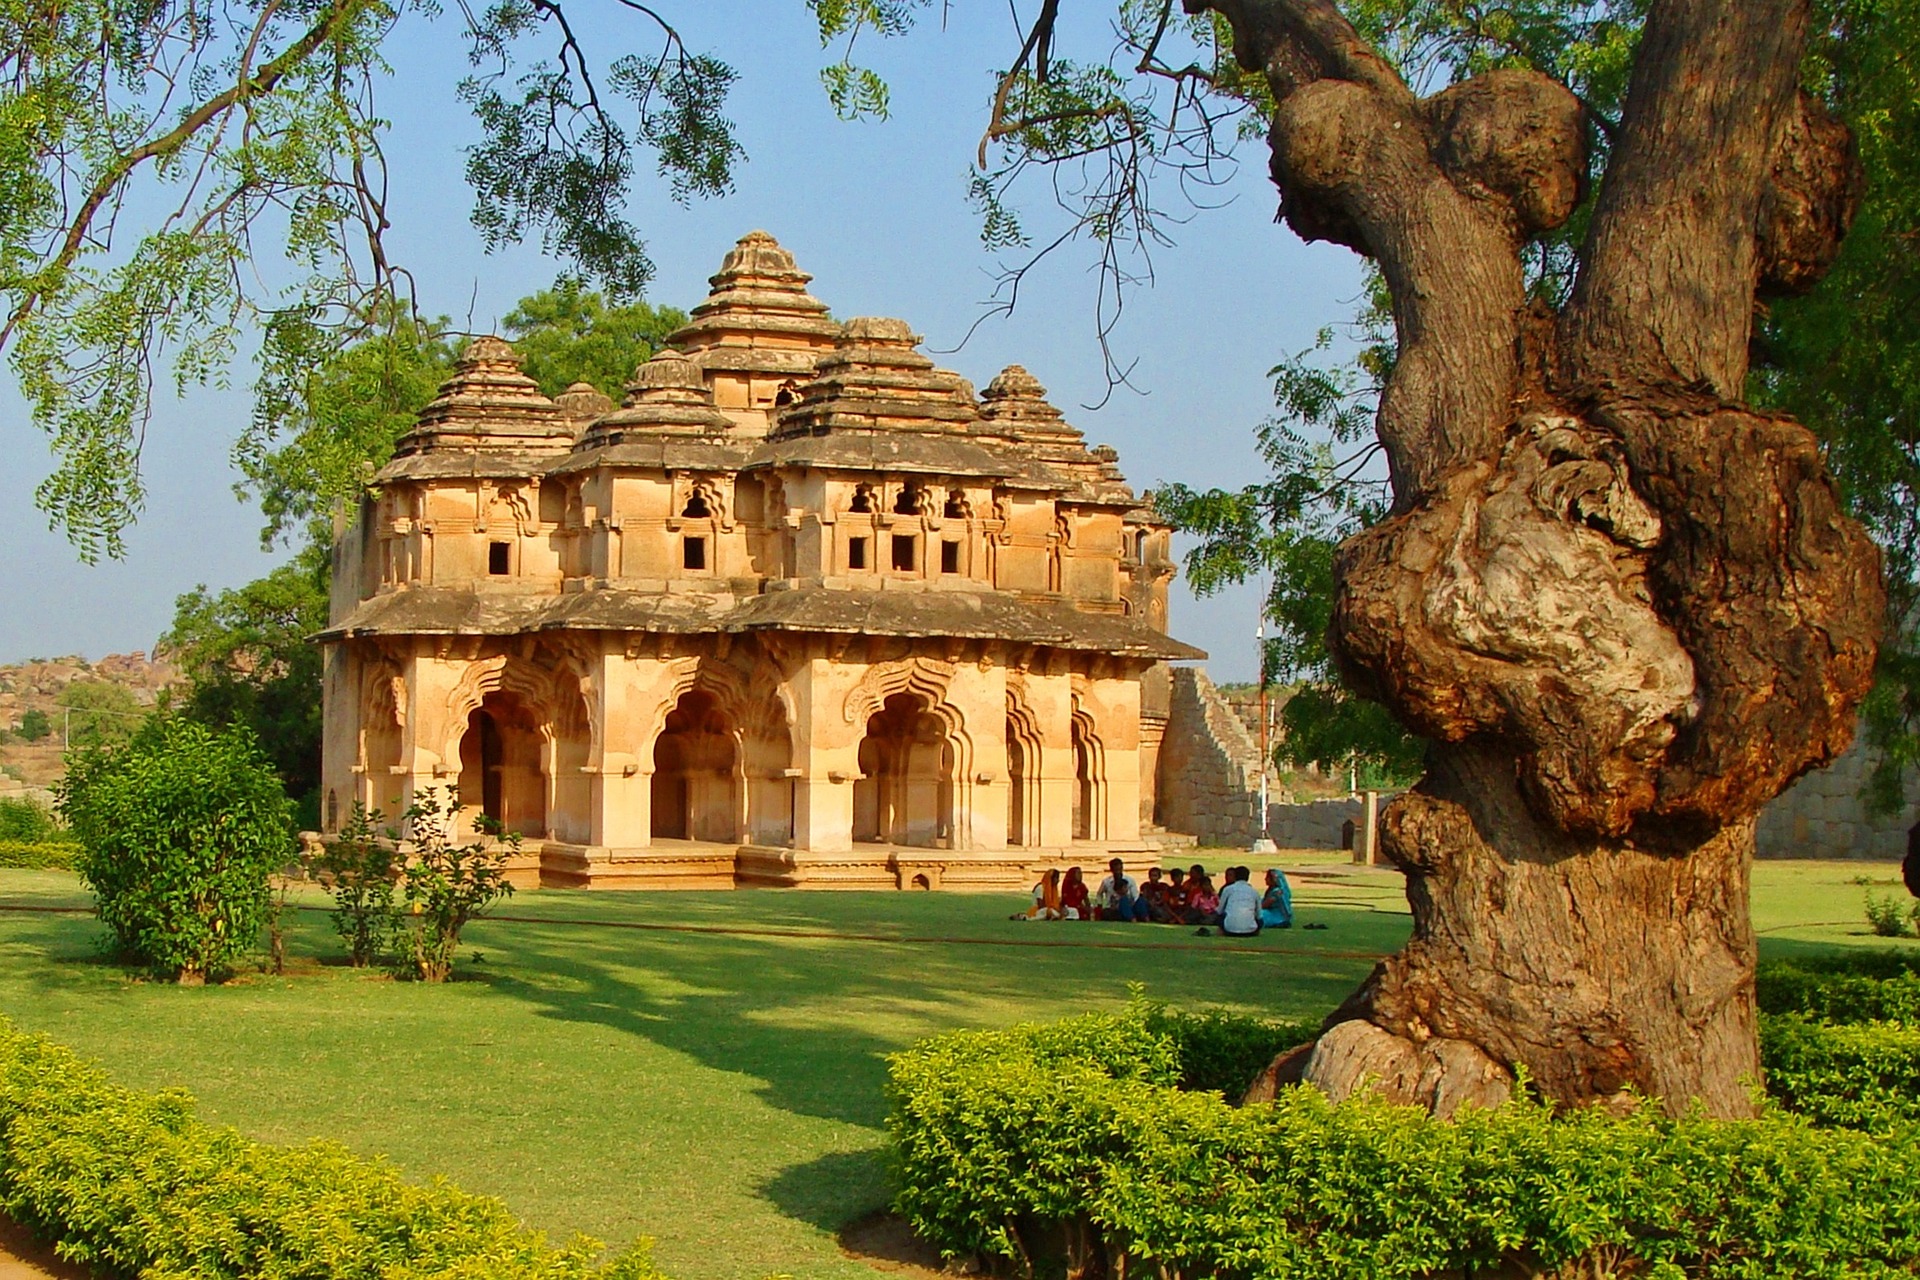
top-left (1194, 0), bottom-right (1882, 1117)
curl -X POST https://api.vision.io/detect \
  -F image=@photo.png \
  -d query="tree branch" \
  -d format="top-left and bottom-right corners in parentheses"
top-left (1557, 0), bottom-right (1814, 400)
top-left (2, 0), bottom-right (370, 350)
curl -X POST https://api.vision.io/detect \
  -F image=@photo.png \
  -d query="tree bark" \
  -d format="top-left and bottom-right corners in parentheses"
top-left (1194, 0), bottom-right (1882, 1116)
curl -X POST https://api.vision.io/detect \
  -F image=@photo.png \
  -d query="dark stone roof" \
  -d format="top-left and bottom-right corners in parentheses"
top-left (318, 584), bottom-right (1204, 660)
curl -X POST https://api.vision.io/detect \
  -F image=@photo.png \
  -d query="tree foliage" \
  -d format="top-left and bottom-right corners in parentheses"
top-left (0, 0), bottom-right (738, 558)
top-left (237, 308), bottom-right (457, 551)
top-left (1153, 280), bottom-right (1422, 779)
top-left (57, 716), bottom-right (294, 982)
top-left (502, 282), bottom-right (686, 401)
top-left (15, 709), bottom-right (50, 743)
top-left (164, 541), bottom-right (331, 826)
top-left (54, 680), bottom-right (144, 751)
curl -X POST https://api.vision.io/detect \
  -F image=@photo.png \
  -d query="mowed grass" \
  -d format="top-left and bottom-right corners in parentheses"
top-left (0, 856), bottom-right (1903, 1279)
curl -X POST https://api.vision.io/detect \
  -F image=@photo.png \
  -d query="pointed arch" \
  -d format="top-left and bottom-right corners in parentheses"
top-left (1006, 690), bottom-right (1045, 849)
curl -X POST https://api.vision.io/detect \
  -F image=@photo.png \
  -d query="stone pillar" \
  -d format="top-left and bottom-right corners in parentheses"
top-left (590, 649), bottom-right (701, 849)
top-left (1090, 673), bottom-right (1144, 842)
top-left (1024, 672), bottom-right (1077, 847)
top-left (403, 651), bottom-right (472, 835)
top-left (942, 662), bottom-right (1008, 852)
top-left (788, 655), bottom-right (859, 853)
top-left (1360, 789), bottom-right (1381, 866)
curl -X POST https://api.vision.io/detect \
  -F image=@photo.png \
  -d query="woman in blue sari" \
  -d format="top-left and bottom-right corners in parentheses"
top-left (1259, 867), bottom-right (1293, 929)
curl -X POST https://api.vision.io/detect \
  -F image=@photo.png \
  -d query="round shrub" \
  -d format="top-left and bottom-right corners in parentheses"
top-left (57, 717), bottom-right (293, 983)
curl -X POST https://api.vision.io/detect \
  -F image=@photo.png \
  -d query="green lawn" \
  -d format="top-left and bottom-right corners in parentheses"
top-left (0, 856), bottom-right (1904, 1280)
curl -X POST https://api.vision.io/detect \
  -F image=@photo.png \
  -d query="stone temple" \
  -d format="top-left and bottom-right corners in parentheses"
top-left (318, 231), bottom-right (1203, 888)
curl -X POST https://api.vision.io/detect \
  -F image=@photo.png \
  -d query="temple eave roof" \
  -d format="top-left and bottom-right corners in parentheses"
top-left (318, 586), bottom-right (1203, 661)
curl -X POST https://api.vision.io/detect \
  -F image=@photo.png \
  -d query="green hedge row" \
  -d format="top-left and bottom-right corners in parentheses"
top-left (0, 840), bottom-right (78, 870)
top-left (1763, 1014), bottom-right (1920, 1132)
top-left (888, 1009), bottom-right (1920, 1278)
top-left (1758, 952), bottom-right (1920, 1026)
top-left (0, 1017), bottom-right (669, 1280)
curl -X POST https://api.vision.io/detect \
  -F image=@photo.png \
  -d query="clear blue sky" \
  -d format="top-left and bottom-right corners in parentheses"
top-left (0, 4), bottom-right (1365, 681)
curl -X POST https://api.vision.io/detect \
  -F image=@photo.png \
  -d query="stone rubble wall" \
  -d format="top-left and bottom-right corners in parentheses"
top-left (1157, 667), bottom-right (1266, 847)
top-left (1161, 666), bottom-right (1395, 853)
top-left (1759, 730), bottom-right (1920, 860)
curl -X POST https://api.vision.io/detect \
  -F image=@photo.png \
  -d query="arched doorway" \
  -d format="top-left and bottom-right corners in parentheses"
top-left (651, 690), bottom-right (740, 842)
top-left (457, 691), bottom-right (547, 838)
top-left (1006, 702), bottom-right (1043, 848)
top-left (1071, 715), bottom-right (1105, 842)
top-left (853, 693), bottom-right (953, 848)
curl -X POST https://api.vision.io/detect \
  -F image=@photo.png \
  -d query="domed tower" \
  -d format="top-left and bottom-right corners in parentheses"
top-left (552, 348), bottom-right (748, 586)
top-left (361, 336), bottom-right (573, 597)
top-left (388, 335), bottom-right (572, 459)
top-left (667, 231), bottom-right (840, 434)
top-left (747, 317), bottom-right (1007, 585)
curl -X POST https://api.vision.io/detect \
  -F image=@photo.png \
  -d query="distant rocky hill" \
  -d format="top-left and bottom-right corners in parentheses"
top-left (0, 651), bottom-right (180, 801)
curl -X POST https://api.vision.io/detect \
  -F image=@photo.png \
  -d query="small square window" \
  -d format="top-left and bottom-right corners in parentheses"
top-left (683, 536), bottom-right (708, 570)
top-left (848, 536), bottom-right (869, 570)
top-left (488, 541), bottom-right (511, 575)
top-left (940, 540), bottom-right (960, 574)
top-left (891, 534), bottom-right (917, 572)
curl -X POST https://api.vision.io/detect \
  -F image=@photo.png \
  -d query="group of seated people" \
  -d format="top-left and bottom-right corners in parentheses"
top-left (1017, 858), bottom-right (1293, 935)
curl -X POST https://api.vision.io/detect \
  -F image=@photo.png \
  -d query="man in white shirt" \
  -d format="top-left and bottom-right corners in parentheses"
top-left (1218, 865), bottom-right (1262, 937)
top-left (1093, 857), bottom-right (1151, 922)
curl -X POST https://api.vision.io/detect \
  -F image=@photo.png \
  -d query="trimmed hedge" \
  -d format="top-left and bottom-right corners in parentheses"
top-left (0, 1017), bottom-right (669, 1280)
top-left (1141, 1002), bottom-right (1312, 1096)
top-left (1763, 1014), bottom-right (1920, 1131)
top-left (888, 1009), bottom-right (1920, 1278)
top-left (1758, 952), bottom-right (1920, 1026)
top-left (0, 840), bottom-right (78, 870)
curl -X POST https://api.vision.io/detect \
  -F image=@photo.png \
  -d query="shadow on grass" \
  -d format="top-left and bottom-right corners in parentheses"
top-left (760, 1149), bottom-right (892, 1233)
top-left (460, 900), bottom-right (1395, 1131)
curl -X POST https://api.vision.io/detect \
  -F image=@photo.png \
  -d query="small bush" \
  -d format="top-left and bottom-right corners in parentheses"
top-left (0, 841), bottom-right (79, 870)
top-left (57, 717), bottom-right (293, 983)
top-left (317, 803), bottom-right (400, 967)
top-left (1758, 953), bottom-right (1920, 1025)
top-left (397, 787), bottom-right (515, 982)
top-left (15, 708), bottom-right (50, 742)
top-left (1762, 1014), bottom-right (1920, 1131)
top-left (1141, 1001), bottom-right (1312, 1096)
top-left (1866, 891), bottom-right (1916, 938)
top-left (0, 1017), bottom-right (669, 1280)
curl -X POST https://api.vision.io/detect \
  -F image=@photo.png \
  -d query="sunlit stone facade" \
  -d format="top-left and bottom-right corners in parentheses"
top-left (319, 232), bottom-right (1200, 888)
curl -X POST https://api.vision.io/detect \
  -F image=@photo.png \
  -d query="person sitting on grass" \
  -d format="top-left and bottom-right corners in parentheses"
top-left (1219, 865), bottom-right (1261, 937)
top-left (1163, 867), bottom-right (1189, 921)
top-left (1183, 865), bottom-right (1220, 926)
top-left (1094, 857), bottom-right (1151, 922)
top-left (1260, 867), bottom-right (1294, 929)
top-left (1061, 866), bottom-right (1090, 920)
top-left (1015, 868), bottom-right (1064, 920)
top-left (1140, 867), bottom-right (1177, 923)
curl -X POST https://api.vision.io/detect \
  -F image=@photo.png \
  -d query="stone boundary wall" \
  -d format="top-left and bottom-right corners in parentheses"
top-left (1759, 730), bottom-right (1920, 860)
top-left (1157, 667), bottom-right (1265, 847)
top-left (1267, 797), bottom-right (1365, 852)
